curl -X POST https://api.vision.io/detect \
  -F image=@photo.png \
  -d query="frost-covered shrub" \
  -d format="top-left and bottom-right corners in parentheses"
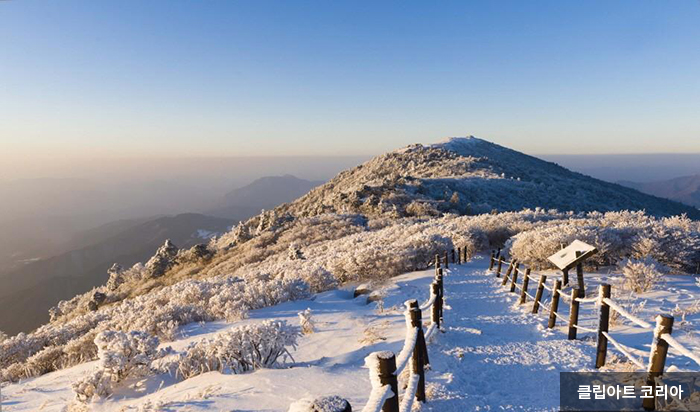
top-left (72, 330), bottom-right (161, 403)
top-left (288, 243), bottom-right (305, 260)
top-left (0, 330), bottom-right (6, 342)
top-left (171, 320), bottom-right (299, 379)
top-left (507, 211), bottom-right (700, 271)
top-left (298, 309), bottom-right (315, 335)
top-left (72, 369), bottom-right (112, 402)
top-left (619, 258), bottom-right (666, 293)
top-left (145, 240), bottom-right (179, 278)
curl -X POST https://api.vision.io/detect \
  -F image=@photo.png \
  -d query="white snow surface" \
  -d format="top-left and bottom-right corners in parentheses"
top-left (5, 256), bottom-right (700, 411)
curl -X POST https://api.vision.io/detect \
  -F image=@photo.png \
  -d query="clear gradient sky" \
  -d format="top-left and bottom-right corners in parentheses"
top-left (2, 0), bottom-right (699, 162)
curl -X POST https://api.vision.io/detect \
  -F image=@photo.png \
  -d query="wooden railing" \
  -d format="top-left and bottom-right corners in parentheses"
top-left (489, 252), bottom-right (700, 411)
top-left (293, 247), bottom-right (469, 412)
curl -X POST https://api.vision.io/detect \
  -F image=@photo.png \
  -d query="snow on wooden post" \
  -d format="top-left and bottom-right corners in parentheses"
top-left (407, 300), bottom-right (426, 402)
top-left (532, 274), bottom-right (547, 314)
top-left (496, 257), bottom-right (504, 278)
top-left (643, 315), bottom-right (674, 411)
top-left (375, 352), bottom-right (400, 412)
top-left (488, 251), bottom-right (495, 270)
top-left (568, 288), bottom-right (581, 340)
top-left (519, 268), bottom-right (531, 304)
top-left (431, 282), bottom-right (441, 329)
top-left (509, 263), bottom-right (520, 293)
top-left (409, 300), bottom-right (429, 366)
top-left (595, 284), bottom-right (611, 368)
top-left (502, 260), bottom-right (515, 286)
top-left (548, 280), bottom-right (562, 328)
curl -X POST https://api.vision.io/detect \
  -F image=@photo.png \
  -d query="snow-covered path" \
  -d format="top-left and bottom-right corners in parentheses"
top-left (1, 257), bottom-right (602, 411)
top-left (420, 258), bottom-right (596, 411)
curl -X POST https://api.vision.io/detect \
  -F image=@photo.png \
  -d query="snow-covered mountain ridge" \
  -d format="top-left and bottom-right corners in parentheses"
top-left (249, 136), bottom-right (699, 222)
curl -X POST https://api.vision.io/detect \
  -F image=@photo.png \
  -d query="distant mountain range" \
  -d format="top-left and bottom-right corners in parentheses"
top-left (0, 213), bottom-right (234, 335)
top-left (206, 175), bottom-right (324, 221)
top-left (619, 174), bottom-right (700, 210)
top-left (0, 174), bottom-right (324, 335)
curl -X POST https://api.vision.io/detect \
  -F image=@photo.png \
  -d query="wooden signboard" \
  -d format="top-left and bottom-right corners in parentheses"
top-left (547, 240), bottom-right (598, 271)
top-left (547, 240), bottom-right (598, 297)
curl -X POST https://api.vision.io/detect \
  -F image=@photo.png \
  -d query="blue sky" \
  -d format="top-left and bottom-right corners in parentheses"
top-left (1, 0), bottom-right (699, 159)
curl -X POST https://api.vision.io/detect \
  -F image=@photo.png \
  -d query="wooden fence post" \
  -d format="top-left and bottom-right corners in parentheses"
top-left (595, 284), bottom-right (611, 368)
top-left (443, 251), bottom-right (449, 269)
top-left (457, 247), bottom-right (462, 265)
top-left (496, 257), bottom-right (504, 278)
top-left (568, 288), bottom-right (580, 340)
top-left (519, 268), bottom-right (531, 304)
top-left (407, 301), bottom-right (426, 402)
top-left (509, 263), bottom-right (520, 293)
top-left (575, 251), bottom-right (586, 298)
top-left (451, 249), bottom-right (455, 264)
top-left (436, 272), bottom-right (444, 323)
top-left (502, 260), bottom-right (515, 286)
top-left (431, 282), bottom-right (441, 329)
top-left (489, 251), bottom-right (495, 270)
top-left (562, 268), bottom-right (569, 286)
top-left (643, 315), bottom-right (674, 411)
top-left (547, 280), bottom-right (562, 328)
top-left (532, 275), bottom-right (547, 313)
top-left (435, 254), bottom-right (441, 269)
top-left (375, 352), bottom-right (400, 412)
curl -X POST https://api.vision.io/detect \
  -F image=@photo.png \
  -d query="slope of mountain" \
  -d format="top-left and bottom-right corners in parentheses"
top-left (0, 213), bottom-right (234, 335)
top-left (619, 175), bottom-right (700, 209)
top-left (260, 136), bottom-right (700, 221)
top-left (206, 175), bottom-right (324, 221)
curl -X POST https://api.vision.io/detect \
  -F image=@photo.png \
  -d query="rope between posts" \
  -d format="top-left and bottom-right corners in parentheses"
top-left (575, 296), bottom-right (598, 304)
top-left (419, 294), bottom-right (436, 311)
top-left (399, 373), bottom-right (421, 412)
top-left (602, 331), bottom-right (646, 369)
top-left (660, 333), bottom-right (700, 368)
top-left (361, 384), bottom-right (394, 412)
top-left (572, 324), bottom-right (597, 333)
top-left (394, 326), bottom-right (420, 376)
top-left (424, 323), bottom-right (438, 341)
top-left (603, 298), bottom-right (653, 329)
top-left (552, 310), bottom-right (570, 324)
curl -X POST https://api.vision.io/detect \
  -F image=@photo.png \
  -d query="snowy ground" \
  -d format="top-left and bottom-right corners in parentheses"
top-left (3, 256), bottom-right (700, 411)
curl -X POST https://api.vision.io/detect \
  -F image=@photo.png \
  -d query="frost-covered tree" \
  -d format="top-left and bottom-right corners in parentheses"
top-left (72, 330), bottom-right (161, 402)
top-left (105, 263), bottom-right (125, 291)
top-left (620, 258), bottom-right (666, 293)
top-left (0, 330), bottom-right (6, 342)
top-left (288, 243), bottom-right (305, 260)
top-left (145, 239), bottom-right (179, 278)
top-left (164, 320), bottom-right (300, 379)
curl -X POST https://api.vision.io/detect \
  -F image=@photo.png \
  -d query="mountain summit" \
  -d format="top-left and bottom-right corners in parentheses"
top-left (264, 136), bottom-right (699, 220)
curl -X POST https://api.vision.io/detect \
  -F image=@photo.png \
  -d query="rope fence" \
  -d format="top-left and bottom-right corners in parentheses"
top-left (303, 246), bottom-right (470, 412)
top-left (488, 250), bottom-right (700, 411)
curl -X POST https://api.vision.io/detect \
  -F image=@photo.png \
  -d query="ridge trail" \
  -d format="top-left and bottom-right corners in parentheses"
top-left (422, 258), bottom-right (595, 411)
